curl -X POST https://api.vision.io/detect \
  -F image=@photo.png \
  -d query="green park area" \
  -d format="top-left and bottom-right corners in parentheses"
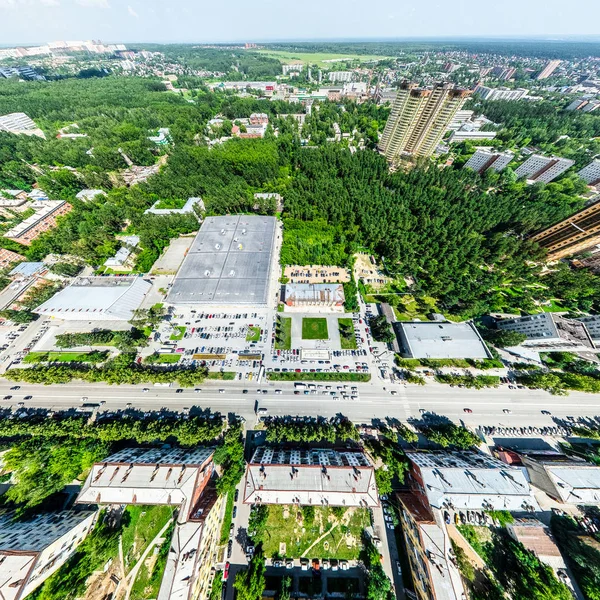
top-left (338, 318), bottom-right (357, 349)
top-left (24, 351), bottom-right (108, 364)
top-left (246, 325), bottom-right (261, 342)
top-left (145, 352), bottom-right (181, 364)
top-left (169, 326), bottom-right (186, 341)
top-left (275, 317), bottom-right (292, 350)
top-left (261, 505), bottom-right (370, 560)
top-left (256, 49), bottom-right (389, 67)
top-left (302, 317), bottom-right (329, 340)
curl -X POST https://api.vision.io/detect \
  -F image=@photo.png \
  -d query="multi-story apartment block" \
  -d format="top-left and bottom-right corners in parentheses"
top-left (530, 200), bottom-right (600, 260)
top-left (3, 200), bottom-right (72, 246)
top-left (497, 312), bottom-right (596, 351)
top-left (576, 315), bottom-right (600, 344)
top-left (328, 71), bottom-right (354, 83)
top-left (565, 95), bottom-right (600, 112)
top-left (473, 85), bottom-right (529, 101)
top-left (464, 149), bottom-right (514, 174)
top-left (578, 159), bottom-right (600, 187)
top-left (514, 154), bottom-right (574, 183)
top-left (537, 59), bottom-right (561, 80)
top-left (379, 82), bottom-right (471, 159)
top-left (397, 493), bottom-right (467, 600)
top-left (491, 66), bottom-right (517, 80)
top-left (0, 508), bottom-right (97, 600)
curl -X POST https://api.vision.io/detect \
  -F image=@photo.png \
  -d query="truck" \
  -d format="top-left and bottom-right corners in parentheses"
top-left (294, 382), bottom-right (307, 390)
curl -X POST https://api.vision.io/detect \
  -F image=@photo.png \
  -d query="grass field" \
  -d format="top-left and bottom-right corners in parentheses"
top-left (24, 351), bottom-right (108, 363)
top-left (148, 353), bottom-right (181, 364)
top-left (256, 49), bottom-right (389, 67)
top-left (207, 371), bottom-right (236, 380)
top-left (246, 325), bottom-right (261, 342)
top-left (261, 505), bottom-right (369, 560)
top-left (275, 317), bottom-right (292, 350)
top-left (302, 317), bottom-right (329, 340)
top-left (121, 505), bottom-right (174, 575)
top-left (338, 318), bottom-right (357, 350)
top-left (170, 326), bottom-right (186, 341)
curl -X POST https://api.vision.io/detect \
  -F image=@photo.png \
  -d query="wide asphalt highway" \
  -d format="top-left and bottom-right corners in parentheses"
top-left (0, 379), bottom-right (597, 426)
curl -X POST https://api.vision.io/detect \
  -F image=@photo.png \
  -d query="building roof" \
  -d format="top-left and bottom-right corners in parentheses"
top-left (507, 519), bottom-right (564, 562)
top-left (75, 189), bottom-right (106, 201)
top-left (9, 262), bottom-right (46, 278)
top-left (406, 451), bottom-right (537, 511)
top-left (76, 447), bottom-right (214, 522)
top-left (3, 200), bottom-right (67, 240)
top-left (244, 447), bottom-right (378, 507)
top-left (545, 464), bottom-right (600, 504)
top-left (34, 276), bottom-right (151, 320)
top-left (397, 321), bottom-right (491, 359)
top-left (167, 215), bottom-right (277, 306)
top-left (284, 283), bottom-right (345, 304)
top-left (0, 508), bottom-right (95, 552)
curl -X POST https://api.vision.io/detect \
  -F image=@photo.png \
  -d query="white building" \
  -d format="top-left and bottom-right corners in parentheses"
top-left (144, 197), bottom-right (203, 216)
top-left (282, 63), bottom-right (303, 75)
top-left (577, 159), bottom-right (600, 187)
top-left (0, 112), bottom-right (45, 138)
top-left (244, 447), bottom-right (379, 507)
top-left (514, 154), bottom-right (575, 183)
top-left (0, 508), bottom-right (97, 600)
top-left (497, 312), bottom-right (596, 351)
top-left (464, 149), bottom-right (514, 174)
top-left (448, 130), bottom-right (497, 143)
top-left (103, 235), bottom-right (140, 268)
top-left (75, 189), bottom-right (107, 202)
top-left (328, 71), bottom-right (354, 83)
top-left (447, 109), bottom-right (474, 131)
top-left (474, 85), bottom-right (529, 101)
top-left (406, 451), bottom-right (538, 512)
top-left (33, 276), bottom-right (151, 321)
top-left (576, 315), bottom-right (600, 344)
top-left (537, 60), bottom-right (561, 80)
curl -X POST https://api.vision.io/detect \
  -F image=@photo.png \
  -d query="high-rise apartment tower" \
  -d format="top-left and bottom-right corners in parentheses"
top-left (379, 82), bottom-right (471, 160)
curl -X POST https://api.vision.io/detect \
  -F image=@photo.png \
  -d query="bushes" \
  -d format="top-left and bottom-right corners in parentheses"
top-left (267, 371), bottom-right (370, 382)
top-left (435, 373), bottom-right (500, 389)
top-left (516, 370), bottom-right (600, 395)
top-left (213, 422), bottom-right (245, 495)
top-left (265, 416), bottom-right (359, 444)
top-left (418, 422), bottom-right (480, 449)
top-left (343, 280), bottom-right (359, 312)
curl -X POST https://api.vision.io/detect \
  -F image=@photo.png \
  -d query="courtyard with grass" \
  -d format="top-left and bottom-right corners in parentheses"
top-left (338, 318), bottom-right (357, 349)
top-left (144, 352), bottom-right (181, 364)
top-left (246, 325), bottom-right (261, 342)
top-left (24, 351), bottom-right (109, 364)
top-left (275, 317), bottom-right (292, 350)
top-left (302, 317), bottom-right (329, 340)
top-left (261, 505), bottom-right (370, 560)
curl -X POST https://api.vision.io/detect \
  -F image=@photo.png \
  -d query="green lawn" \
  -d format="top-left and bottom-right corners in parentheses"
top-left (147, 353), bottom-right (181, 364)
top-left (338, 318), bottom-right (357, 350)
top-left (246, 325), bottom-right (261, 342)
top-left (220, 492), bottom-right (235, 543)
top-left (261, 505), bottom-right (370, 560)
top-left (24, 351), bottom-right (108, 363)
top-left (255, 49), bottom-right (389, 67)
top-left (207, 371), bottom-right (236, 380)
top-left (121, 505), bottom-right (174, 575)
top-left (275, 317), bottom-right (292, 350)
top-left (170, 326), bottom-right (186, 341)
top-left (302, 317), bottom-right (329, 340)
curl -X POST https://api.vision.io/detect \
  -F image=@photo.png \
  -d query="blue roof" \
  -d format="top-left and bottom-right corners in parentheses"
top-left (9, 262), bottom-right (45, 277)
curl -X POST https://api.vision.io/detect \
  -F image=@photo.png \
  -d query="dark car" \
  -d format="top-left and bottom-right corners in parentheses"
top-left (23, 395), bottom-right (32, 400)
top-left (175, 389), bottom-right (183, 393)
top-left (232, 506), bottom-right (237, 518)
top-left (10, 386), bottom-right (20, 391)
top-left (234, 489), bottom-right (239, 502)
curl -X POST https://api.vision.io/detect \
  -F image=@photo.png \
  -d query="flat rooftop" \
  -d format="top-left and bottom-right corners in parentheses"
top-left (167, 215), bottom-right (277, 305)
top-left (244, 447), bottom-right (378, 507)
top-left (396, 320), bottom-right (491, 360)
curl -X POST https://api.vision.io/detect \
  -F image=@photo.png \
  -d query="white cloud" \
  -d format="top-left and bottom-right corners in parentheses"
top-left (40, 0), bottom-right (60, 6)
top-left (127, 4), bottom-right (138, 17)
top-left (0, 0), bottom-right (18, 8)
top-left (76, 0), bottom-right (110, 7)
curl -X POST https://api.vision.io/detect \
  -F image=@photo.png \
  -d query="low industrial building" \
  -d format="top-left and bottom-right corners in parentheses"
top-left (397, 492), bottom-right (466, 600)
top-left (0, 112), bottom-right (45, 138)
top-left (77, 447), bottom-right (222, 600)
top-left (395, 320), bottom-right (492, 360)
top-left (518, 451), bottom-right (600, 504)
top-left (283, 282), bottom-right (345, 308)
top-left (506, 518), bottom-right (566, 570)
top-left (33, 276), bottom-right (151, 321)
top-left (3, 201), bottom-right (72, 245)
top-left (497, 312), bottom-right (596, 351)
top-left (144, 197), bottom-right (203, 216)
top-left (167, 215), bottom-right (278, 306)
top-left (448, 130), bottom-right (497, 143)
top-left (243, 447), bottom-right (379, 507)
top-left (405, 450), bottom-right (538, 512)
top-left (0, 508), bottom-right (97, 600)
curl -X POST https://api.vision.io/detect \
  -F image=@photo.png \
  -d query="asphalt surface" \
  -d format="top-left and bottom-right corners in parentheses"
top-left (0, 379), bottom-right (598, 426)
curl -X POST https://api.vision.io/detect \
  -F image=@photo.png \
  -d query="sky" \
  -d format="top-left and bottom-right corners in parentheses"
top-left (1, 0), bottom-right (600, 46)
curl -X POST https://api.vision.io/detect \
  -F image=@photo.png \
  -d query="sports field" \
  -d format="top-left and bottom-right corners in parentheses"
top-left (302, 317), bottom-right (329, 340)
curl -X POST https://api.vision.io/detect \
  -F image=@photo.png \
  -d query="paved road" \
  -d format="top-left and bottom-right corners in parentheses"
top-left (0, 379), bottom-right (598, 426)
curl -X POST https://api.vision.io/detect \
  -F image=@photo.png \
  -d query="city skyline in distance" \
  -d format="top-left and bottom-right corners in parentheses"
top-left (1, 0), bottom-right (600, 46)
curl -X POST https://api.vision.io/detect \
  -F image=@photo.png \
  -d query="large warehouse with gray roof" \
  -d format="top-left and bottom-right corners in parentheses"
top-left (166, 215), bottom-right (278, 306)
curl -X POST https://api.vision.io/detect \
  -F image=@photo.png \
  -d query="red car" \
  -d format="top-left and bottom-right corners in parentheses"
top-left (463, 408), bottom-right (473, 413)
top-left (223, 562), bottom-right (230, 581)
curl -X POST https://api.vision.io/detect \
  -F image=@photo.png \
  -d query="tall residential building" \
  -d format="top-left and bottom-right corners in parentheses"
top-left (537, 59), bottom-right (561, 80)
top-left (328, 71), bottom-right (353, 83)
top-left (514, 154), bottom-right (574, 183)
top-left (530, 200), bottom-right (600, 260)
top-left (379, 82), bottom-right (471, 159)
top-left (473, 85), bottom-right (529, 101)
top-left (578, 160), bottom-right (600, 187)
top-left (565, 95), bottom-right (600, 112)
top-left (464, 149), bottom-right (514, 174)
top-left (491, 66), bottom-right (517, 80)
